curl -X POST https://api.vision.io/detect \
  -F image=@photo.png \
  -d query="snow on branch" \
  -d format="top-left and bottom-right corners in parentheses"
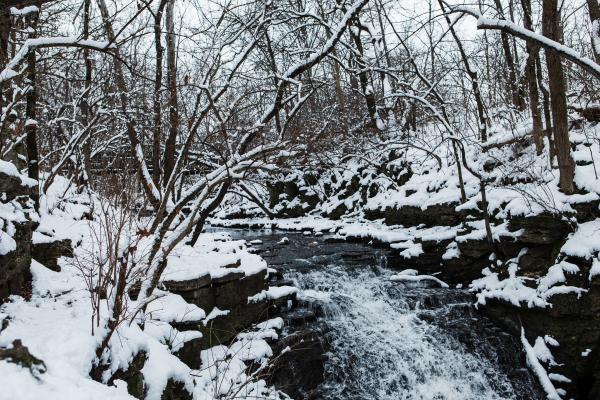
top-left (521, 327), bottom-right (562, 400)
top-left (0, 37), bottom-right (113, 83)
top-left (446, 4), bottom-right (600, 80)
top-left (10, 5), bottom-right (39, 16)
top-left (282, 0), bottom-right (370, 79)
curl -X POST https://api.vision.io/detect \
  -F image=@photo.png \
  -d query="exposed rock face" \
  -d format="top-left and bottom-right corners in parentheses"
top-left (161, 379), bottom-right (193, 400)
top-left (378, 202), bottom-right (462, 227)
top-left (266, 329), bottom-right (325, 399)
top-left (105, 351), bottom-right (147, 398)
top-left (0, 215), bottom-right (34, 302)
top-left (109, 262), bottom-right (301, 398)
top-left (0, 169), bottom-right (38, 302)
top-left (31, 238), bottom-right (73, 272)
top-left (169, 268), bottom-right (276, 368)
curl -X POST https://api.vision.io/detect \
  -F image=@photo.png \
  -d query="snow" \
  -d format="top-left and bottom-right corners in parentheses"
top-left (389, 271), bottom-right (449, 288)
top-left (590, 258), bottom-right (600, 281)
top-left (533, 337), bottom-right (556, 365)
top-left (0, 178), bottom-right (290, 400)
top-left (0, 159), bottom-right (37, 187)
top-left (521, 328), bottom-right (562, 400)
top-left (10, 6), bottom-right (39, 16)
top-left (202, 307), bottom-right (229, 326)
top-left (1, 38), bottom-right (112, 84)
top-left (248, 286), bottom-right (298, 303)
top-left (471, 261), bottom-right (550, 309)
top-left (560, 219), bottom-right (600, 258)
top-left (146, 291), bottom-right (206, 323)
top-left (399, 243), bottom-right (424, 258)
top-left (162, 236), bottom-right (267, 283)
top-left (0, 230), bottom-right (17, 255)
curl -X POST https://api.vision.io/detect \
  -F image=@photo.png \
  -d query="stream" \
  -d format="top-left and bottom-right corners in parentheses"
top-left (217, 227), bottom-right (544, 400)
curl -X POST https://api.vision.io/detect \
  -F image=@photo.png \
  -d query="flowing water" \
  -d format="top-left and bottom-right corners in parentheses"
top-left (218, 227), bottom-right (544, 400)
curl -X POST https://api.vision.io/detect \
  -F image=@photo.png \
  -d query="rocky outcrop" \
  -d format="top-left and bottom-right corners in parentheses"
top-left (120, 261), bottom-right (301, 398)
top-left (0, 167), bottom-right (38, 303)
top-left (266, 329), bottom-right (326, 399)
top-left (106, 351), bottom-right (147, 398)
top-left (32, 238), bottom-right (73, 272)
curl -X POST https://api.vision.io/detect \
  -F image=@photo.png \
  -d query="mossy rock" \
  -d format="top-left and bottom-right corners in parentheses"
top-left (162, 378), bottom-right (192, 400)
top-left (122, 352), bottom-right (146, 398)
top-left (303, 173), bottom-right (319, 186)
top-left (326, 203), bottom-right (347, 220)
top-left (266, 181), bottom-right (285, 208)
top-left (0, 340), bottom-right (46, 378)
top-left (368, 183), bottom-right (379, 198)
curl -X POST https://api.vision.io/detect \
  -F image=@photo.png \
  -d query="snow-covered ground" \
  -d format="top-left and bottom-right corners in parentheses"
top-left (0, 178), bottom-right (290, 400)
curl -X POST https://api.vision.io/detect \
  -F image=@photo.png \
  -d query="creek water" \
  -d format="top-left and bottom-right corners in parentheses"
top-left (218, 227), bottom-right (544, 400)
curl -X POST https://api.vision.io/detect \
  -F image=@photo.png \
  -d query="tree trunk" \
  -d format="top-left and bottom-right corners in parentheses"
top-left (494, 0), bottom-right (523, 110)
top-left (25, 14), bottom-right (39, 198)
top-left (80, 0), bottom-right (93, 186)
top-left (520, 0), bottom-right (544, 154)
top-left (349, 22), bottom-right (379, 130)
top-left (331, 48), bottom-right (347, 136)
top-left (587, 0), bottom-right (600, 62)
top-left (163, 0), bottom-right (179, 187)
top-left (0, 7), bottom-right (11, 154)
top-left (152, 0), bottom-right (167, 187)
top-left (542, 0), bottom-right (575, 194)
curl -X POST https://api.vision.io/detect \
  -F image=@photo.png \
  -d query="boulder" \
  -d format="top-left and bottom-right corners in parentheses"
top-left (32, 238), bottom-right (73, 272)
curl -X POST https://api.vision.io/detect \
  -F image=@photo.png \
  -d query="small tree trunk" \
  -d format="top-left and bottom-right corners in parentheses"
top-left (163, 0), bottom-right (178, 187)
top-left (521, 0), bottom-right (544, 154)
top-left (587, 0), bottom-right (600, 62)
top-left (80, 0), bottom-right (93, 186)
top-left (542, 0), bottom-right (575, 194)
top-left (152, 1), bottom-right (167, 187)
top-left (536, 55), bottom-right (555, 163)
top-left (331, 48), bottom-right (347, 136)
top-left (349, 23), bottom-right (379, 130)
top-left (0, 8), bottom-right (10, 142)
top-left (494, 0), bottom-right (523, 110)
top-left (25, 14), bottom-right (40, 205)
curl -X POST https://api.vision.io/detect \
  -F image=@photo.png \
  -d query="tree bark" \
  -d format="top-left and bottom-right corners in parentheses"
top-left (163, 0), bottom-right (179, 187)
top-left (494, 0), bottom-right (523, 110)
top-left (520, 0), bottom-right (544, 154)
top-left (542, 0), bottom-right (575, 193)
top-left (80, 0), bottom-right (93, 186)
top-left (587, 0), bottom-right (600, 62)
top-left (152, 0), bottom-right (168, 187)
top-left (25, 13), bottom-right (39, 193)
top-left (349, 22), bottom-right (379, 130)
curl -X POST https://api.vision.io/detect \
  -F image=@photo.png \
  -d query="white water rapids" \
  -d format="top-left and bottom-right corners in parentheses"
top-left (288, 260), bottom-right (537, 400)
top-left (215, 228), bottom-right (543, 400)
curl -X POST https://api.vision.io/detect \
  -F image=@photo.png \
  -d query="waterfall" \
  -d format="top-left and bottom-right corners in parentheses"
top-left (288, 264), bottom-right (540, 400)
top-left (218, 227), bottom-right (543, 400)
